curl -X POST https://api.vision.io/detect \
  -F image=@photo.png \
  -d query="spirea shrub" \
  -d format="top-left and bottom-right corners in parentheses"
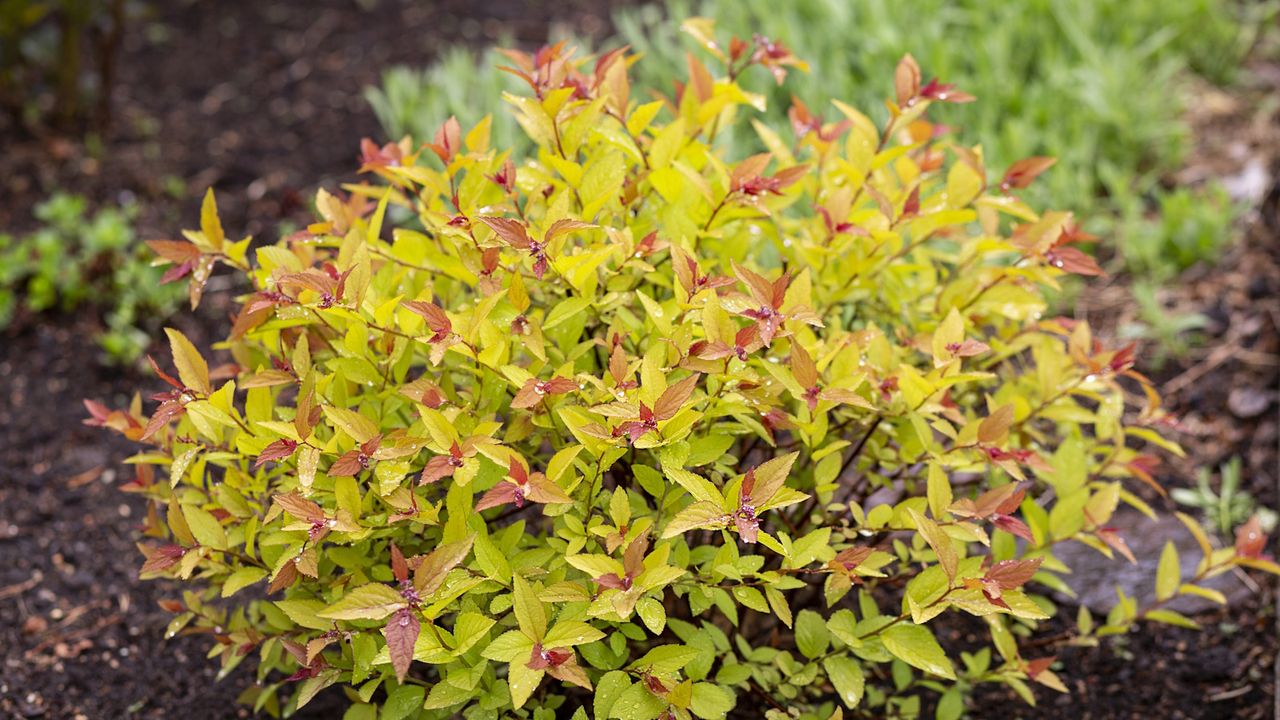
top-left (88, 22), bottom-right (1279, 720)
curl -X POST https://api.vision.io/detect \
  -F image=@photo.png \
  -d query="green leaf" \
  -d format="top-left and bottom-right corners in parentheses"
top-left (318, 583), bottom-right (406, 621)
top-left (690, 683), bottom-right (736, 719)
top-left (380, 684), bottom-right (425, 720)
top-left (513, 575), bottom-right (546, 641)
top-left (423, 679), bottom-right (474, 709)
top-left (544, 621), bottom-right (605, 647)
top-left (882, 623), bottom-right (956, 680)
top-left (275, 599), bottom-right (330, 630)
top-left (765, 587), bottom-right (792, 629)
top-left (544, 297), bottom-right (593, 330)
top-left (595, 670), bottom-right (633, 719)
top-left (629, 644), bottom-right (700, 674)
top-left (169, 447), bottom-right (200, 488)
top-left (609, 681), bottom-right (667, 720)
top-left (795, 610), bottom-right (829, 659)
top-left (661, 501), bottom-right (726, 538)
top-left (452, 612), bottom-right (496, 654)
top-left (823, 655), bottom-right (865, 708)
top-left (508, 661), bottom-right (544, 710)
top-left (908, 508), bottom-right (957, 582)
top-left (323, 405), bottom-right (380, 444)
top-left (927, 463), bottom-right (952, 519)
top-left (636, 596), bottom-right (667, 635)
top-left (731, 586), bottom-right (769, 613)
top-left (1155, 541), bottom-right (1180, 602)
top-left (1145, 608), bottom-right (1199, 629)
top-left (936, 687), bottom-right (964, 720)
top-left (474, 532), bottom-right (512, 584)
top-left (482, 629), bottom-right (534, 662)
top-left (221, 567), bottom-right (267, 597)
top-left (182, 504), bottom-right (227, 550)
top-left (660, 454), bottom-right (722, 506)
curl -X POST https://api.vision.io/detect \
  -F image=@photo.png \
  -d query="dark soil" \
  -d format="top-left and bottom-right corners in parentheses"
top-left (0, 0), bottom-right (622, 239)
top-left (2, 2), bottom-right (1278, 719)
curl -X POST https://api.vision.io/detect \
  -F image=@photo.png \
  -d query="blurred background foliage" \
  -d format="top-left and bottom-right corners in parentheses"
top-left (0, 193), bottom-right (184, 363)
top-left (365, 0), bottom-right (1276, 322)
top-left (4, 0), bottom-right (1276, 367)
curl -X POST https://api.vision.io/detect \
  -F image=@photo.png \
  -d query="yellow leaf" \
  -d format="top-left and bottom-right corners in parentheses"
top-left (1155, 541), bottom-right (1180, 601)
top-left (200, 188), bottom-right (225, 249)
top-left (323, 405), bottom-right (379, 444)
top-left (165, 328), bottom-right (211, 395)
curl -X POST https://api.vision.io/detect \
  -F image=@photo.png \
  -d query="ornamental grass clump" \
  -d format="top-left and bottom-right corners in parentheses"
top-left (89, 20), bottom-right (1278, 720)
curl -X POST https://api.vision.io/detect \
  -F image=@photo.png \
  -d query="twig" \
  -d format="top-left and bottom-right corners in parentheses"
top-left (0, 571), bottom-right (42, 601)
top-left (1163, 343), bottom-right (1236, 398)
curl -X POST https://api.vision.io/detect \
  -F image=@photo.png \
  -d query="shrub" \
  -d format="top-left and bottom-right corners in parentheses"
top-left (91, 28), bottom-right (1278, 720)
top-left (0, 192), bottom-right (184, 363)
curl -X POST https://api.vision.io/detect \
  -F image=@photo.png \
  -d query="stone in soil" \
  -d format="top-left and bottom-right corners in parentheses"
top-left (1051, 511), bottom-right (1253, 614)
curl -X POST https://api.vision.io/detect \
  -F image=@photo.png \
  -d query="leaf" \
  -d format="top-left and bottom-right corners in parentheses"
top-left (482, 629), bottom-right (535, 662)
top-left (275, 599), bottom-right (329, 630)
top-left (381, 684), bottom-right (425, 720)
top-left (1145, 608), bottom-right (1199, 630)
top-left (927, 464), bottom-right (952, 519)
top-left (595, 670), bottom-right (633, 719)
top-left (544, 218), bottom-right (595, 242)
top-left (795, 610), bottom-right (829, 659)
top-left (636, 596), bottom-right (666, 635)
top-left (653, 374), bottom-right (700, 421)
top-left (765, 586), bottom-right (792, 628)
top-left (746, 452), bottom-right (799, 507)
top-left (474, 533), bottom-right (513, 584)
top-left (513, 574), bottom-right (547, 641)
top-left (165, 328), bottom-right (211, 395)
top-left (690, 683), bottom-right (735, 719)
top-left (544, 621), bottom-right (605, 647)
top-left (660, 455), bottom-right (721, 506)
top-left (318, 583), bottom-right (406, 621)
top-left (254, 438), bottom-right (297, 468)
top-left (1175, 511), bottom-right (1214, 559)
top-left (1155, 541), bottom-right (1180, 602)
top-left (414, 534), bottom-right (475, 597)
top-left (544, 297), bottom-right (593, 330)
top-left (985, 558), bottom-right (1042, 590)
top-left (881, 624), bottom-right (956, 680)
top-left (978, 404), bottom-right (1014, 445)
top-left (182, 504), bottom-right (226, 550)
top-left (894, 54), bottom-right (921, 106)
top-left (170, 446), bottom-right (201, 487)
top-left (478, 216), bottom-right (531, 249)
top-left (384, 609), bottom-right (420, 682)
top-left (221, 567), bottom-right (267, 597)
top-left (823, 656), bottom-right (865, 709)
top-left (908, 509), bottom-right (957, 582)
top-left (661, 501), bottom-right (727, 538)
top-left (323, 405), bottom-right (380, 444)
top-left (1002, 156), bottom-right (1057, 191)
top-left (508, 661), bottom-right (544, 710)
top-left (200, 188), bottom-right (225, 249)
top-left (629, 644), bottom-right (700, 674)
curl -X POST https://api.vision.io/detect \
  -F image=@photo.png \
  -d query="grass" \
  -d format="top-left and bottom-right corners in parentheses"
top-left (362, 0), bottom-right (1273, 299)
